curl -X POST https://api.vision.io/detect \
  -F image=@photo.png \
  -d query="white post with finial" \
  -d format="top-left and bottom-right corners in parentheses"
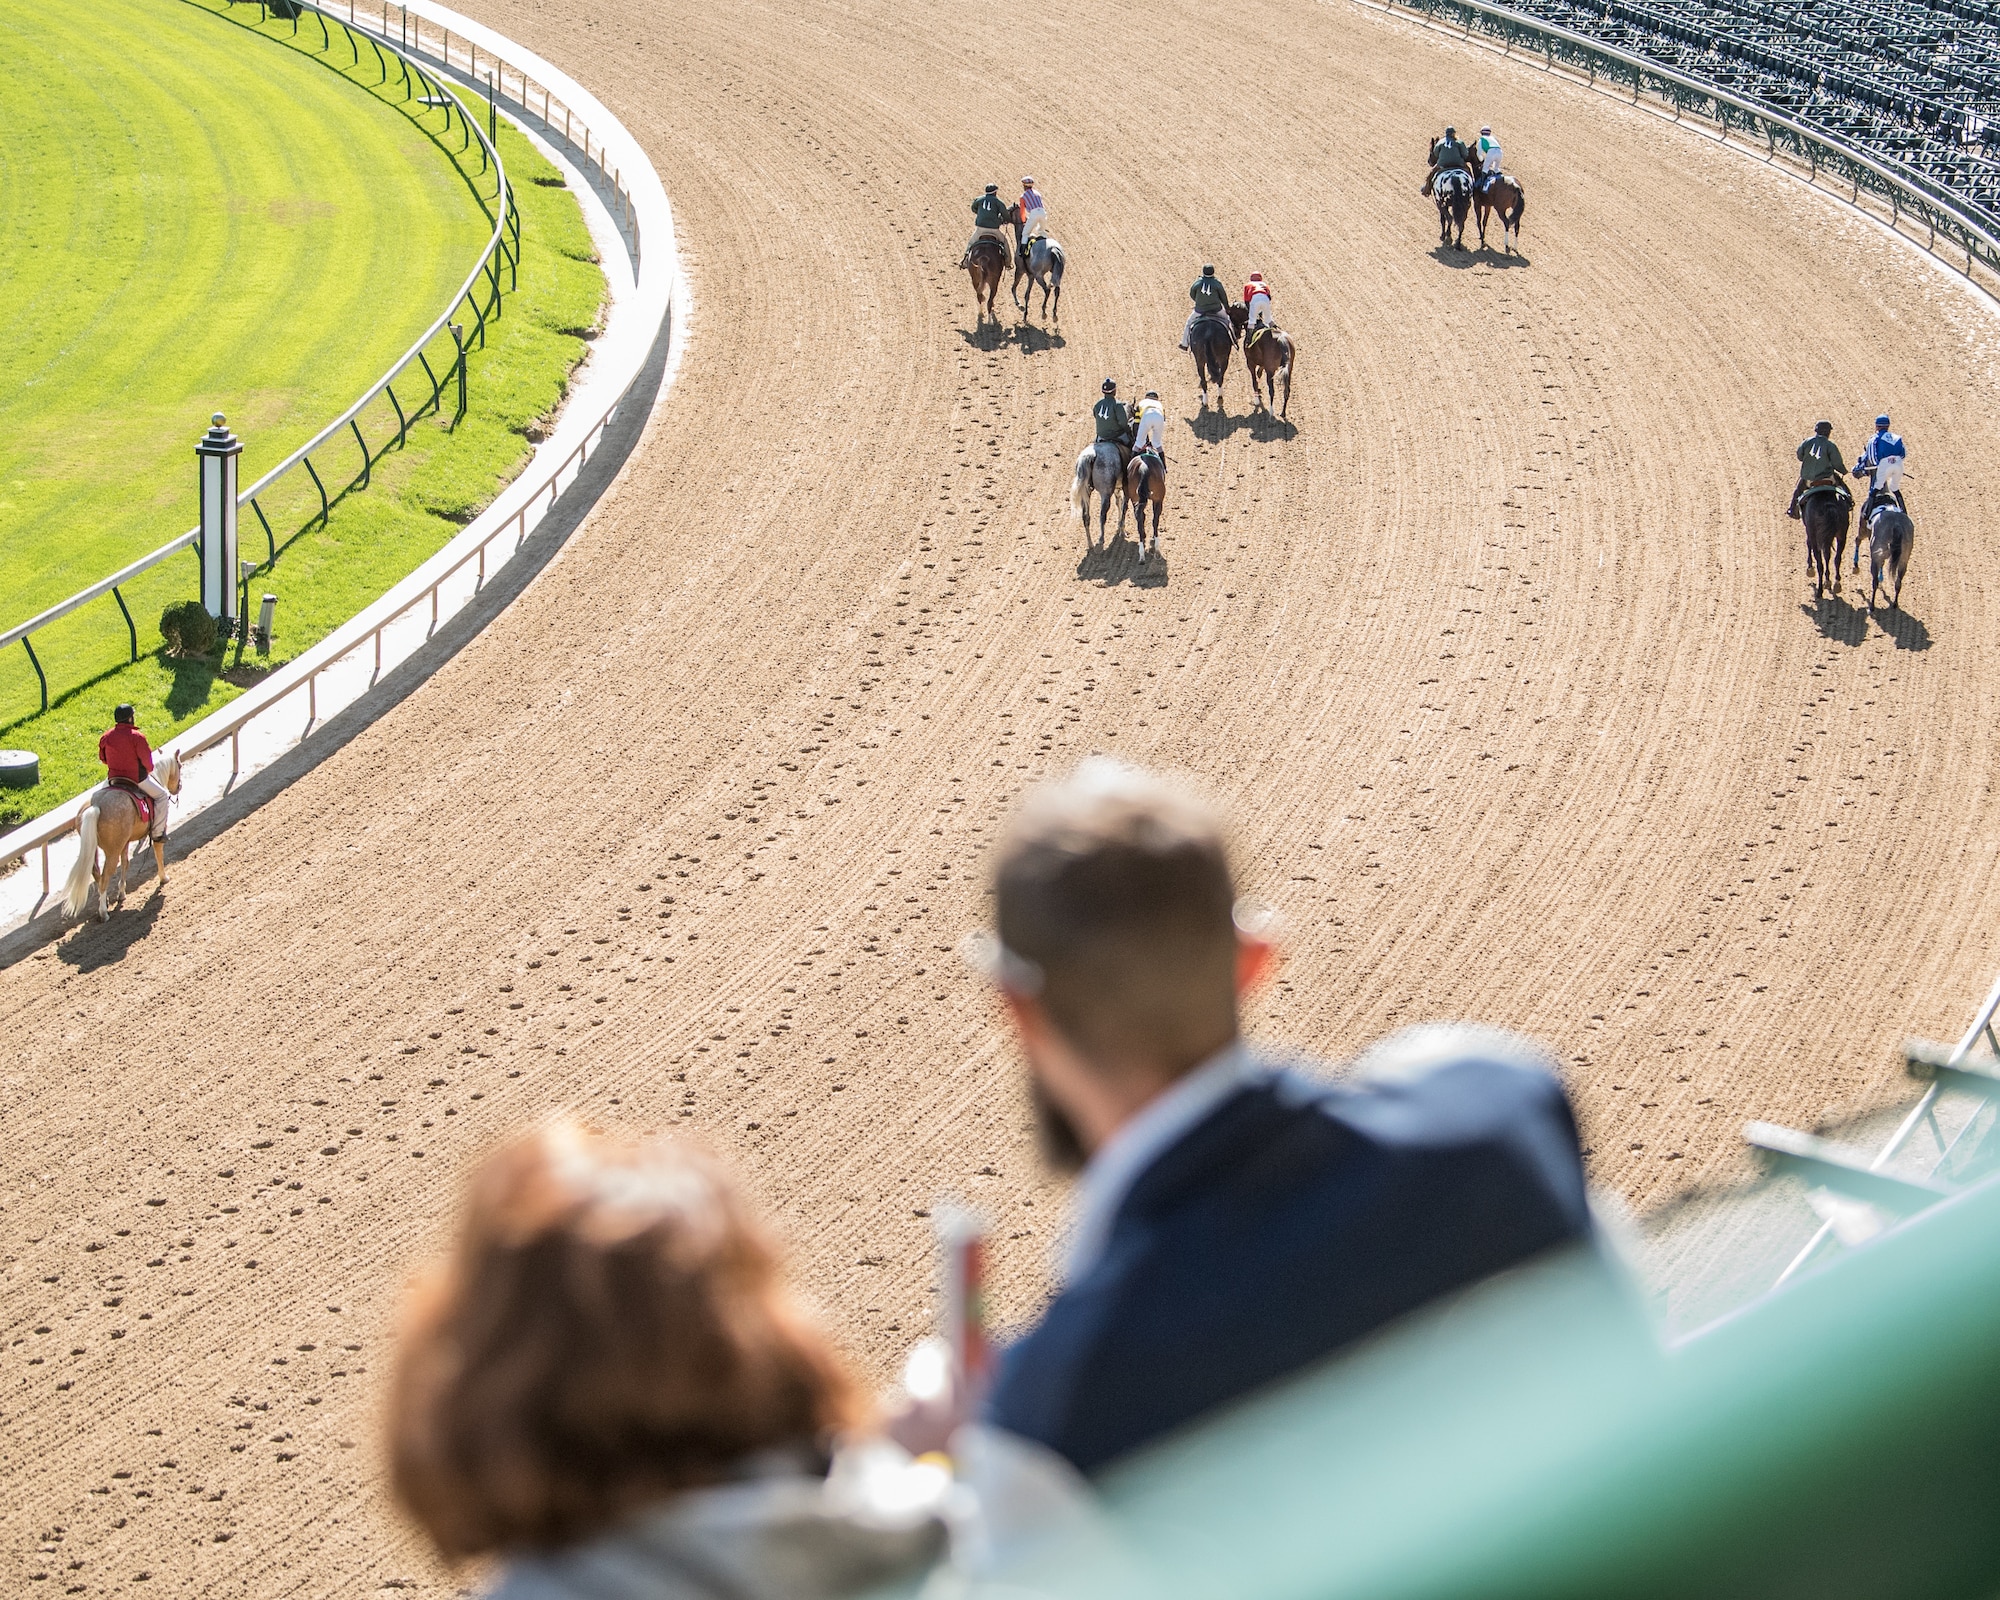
top-left (196, 413), bottom-right (243, 628)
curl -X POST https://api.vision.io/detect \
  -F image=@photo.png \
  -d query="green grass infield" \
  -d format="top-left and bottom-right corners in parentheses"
top-left (0, 0), bottom-right (603, 824)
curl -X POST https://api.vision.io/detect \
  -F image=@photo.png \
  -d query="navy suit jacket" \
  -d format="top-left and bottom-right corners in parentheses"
top-left (985, 1039), bottom-right (1591, 1476)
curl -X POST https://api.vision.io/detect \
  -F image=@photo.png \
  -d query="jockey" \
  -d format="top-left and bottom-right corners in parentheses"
top-left (1132, 390), bottom-right (1166, 458)
top-left (1180, 265), bottom-right (1233, 350)
top-left (99, 703), bottom-right (169, 841)
top-left (1853, 414), bottom-right (1907, 509)
top-left (1242, 272), bottom-right (1274, 338)
top-left (1018, 176), bottom-right (1049, 248)
top-left (1788, 420), bottom-right (1848, 518)
top-left (1423, 126), bottom-right (1470, 196)
top-left (1093, 379), bottom-right (1132, 452)
top-left (1474, 125), bottom-right (1504, 190)
top-left (960, 184), bottom-right (1014, 271)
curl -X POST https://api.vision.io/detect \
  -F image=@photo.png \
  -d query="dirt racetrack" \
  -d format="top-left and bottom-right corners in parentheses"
top-left (8, 0), bottom-right (2000, 1589)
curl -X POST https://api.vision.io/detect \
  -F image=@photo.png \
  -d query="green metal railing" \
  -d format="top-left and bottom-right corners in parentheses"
top-left (1366, 0), bottom-right (2000, 283)
top-left (0, 0), bottom-right (518, 713)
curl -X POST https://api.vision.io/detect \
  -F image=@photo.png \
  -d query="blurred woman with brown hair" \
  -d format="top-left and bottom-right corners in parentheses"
top-left (390, 1123), bottom-right (949, 1599)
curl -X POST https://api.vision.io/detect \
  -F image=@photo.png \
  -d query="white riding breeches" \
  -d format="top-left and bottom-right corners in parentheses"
top-left (1246, 293), bottom-right (1272, 328)
top-left (1872, 455), bottom-right (1905, 495)
top-left (136, 772), bottom-right (170, 834)
top-left (1022, 208), bottom-right (1048, 243)
top-left (1133, 409), bottom-right (1165, 453)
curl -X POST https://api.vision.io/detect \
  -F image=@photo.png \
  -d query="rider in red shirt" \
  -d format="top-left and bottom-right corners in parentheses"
top-left (1242, 272), bottom-right (1274, 339)
top-left (98, 704), bottom-right (169, 838)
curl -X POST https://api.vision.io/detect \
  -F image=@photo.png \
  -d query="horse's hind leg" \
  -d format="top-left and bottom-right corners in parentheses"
top-left (151, 836), bottom-right (168, 895)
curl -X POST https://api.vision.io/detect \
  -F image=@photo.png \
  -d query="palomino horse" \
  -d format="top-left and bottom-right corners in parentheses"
top-left (63, 750), bottom-right (182, 922)
top-left (1230, 303), bottom-right (1295, 418)
top-left (1070, 441), bottom-right (1126, 546)
top-left (1012, 225), bottom-right (1065, 319)
top-left (1800, 486), bottom-right (1851, 600)
top-left (1187, 312), bottom-right (1234, 408)
top-left (964, 237), bottom-right (1008, 321)
top-left (1865, 500), bottom-right (1914, 610)
top-left (1474, 173), bottom-right (1526, 252)
top-left (1123, 449), bottom-right (1165, 560)
top-left (1433, 167), bottom-right (1472, 250)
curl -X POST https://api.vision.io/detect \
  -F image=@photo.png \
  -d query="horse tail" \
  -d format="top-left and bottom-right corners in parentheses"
top-left (1513, 185), bottom-right (1526, 232)
top-left (64, 806), bottom-right (99, 918)
top-left (1049, 244), bottom-right (1065, 284)
top-left (1071, 450), bottom-right (1092, 524)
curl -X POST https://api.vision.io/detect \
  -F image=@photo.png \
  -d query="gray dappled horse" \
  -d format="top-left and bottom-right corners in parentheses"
top-left (1013, 224), bottom-right (1064, 318)
top-left (1865, 500), bottom-right (1914, 610)
top-left (1070, 441), bottom-right (1125, 545)
top-left (1801, 486), bottom-right (1851, 600)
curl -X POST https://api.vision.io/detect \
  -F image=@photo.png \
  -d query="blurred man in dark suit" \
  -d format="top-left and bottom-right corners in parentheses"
top-left (973, 761), bottom-right (1593, 1477)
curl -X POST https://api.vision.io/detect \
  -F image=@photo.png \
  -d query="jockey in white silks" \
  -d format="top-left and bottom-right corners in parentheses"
top-left (1132, 391), bottom-right (1166, 456)
top-left (1019, 177), bottom-right (1049, 248)
top-left (1854, 414), bottom-right (1907, 505)
top-left (1474, 125), bottom-right (1504, 190)
top-left (1242, 272), bottom-right (1274, 336)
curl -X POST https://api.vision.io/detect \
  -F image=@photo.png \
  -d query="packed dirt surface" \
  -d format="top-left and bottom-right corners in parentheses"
top-left (7, 0), bottom-right (2000, 1589)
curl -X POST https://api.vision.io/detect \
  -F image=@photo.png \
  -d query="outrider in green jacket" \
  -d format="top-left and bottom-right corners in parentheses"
top-left (1190, 274), bottom-right (1230, 314)
top-left (1433, 136), bottom-right (1470, 170)
top-left (1796, 433), bottom-right (1845, 484)
top-left (1094, 397), bottom-right (1132, 442)
top-left (971, 192), bottom-right (1012, 229)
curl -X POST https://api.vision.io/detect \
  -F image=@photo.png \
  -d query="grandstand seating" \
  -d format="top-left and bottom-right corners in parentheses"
top-left (1500, 0), bottom-right (2000, 226)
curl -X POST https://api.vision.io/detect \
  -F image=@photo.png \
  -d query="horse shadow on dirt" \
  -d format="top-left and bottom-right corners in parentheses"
top-left (957, 321), bottom-right (1065, 354)
top-left (1184, 409), bottom-right (1256, 446)
top-left (1076, 533), bottom-right (1169, 589)
top-left (1800, 594), bottom-right (1870, 646)
top-left (58, 887), bottom-right (164, 974)
top-left (1470, 245), bottom-right (1531, 269)
top-left (1873, 603), bottom-right (1931, 651)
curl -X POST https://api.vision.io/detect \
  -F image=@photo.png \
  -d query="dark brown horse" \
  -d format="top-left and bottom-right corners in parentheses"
top-left (964, 237), bottom-right (1007, 321)
top-left (1229, 304), bottom-right (1295, 419)
top-left (1187, 312), bottom-right (1234, 407)
top-left (1123, 449), bottom-right (1165, 559)
top-left (1801, 486), bottom-right (1851, 600)
top-left (1474, 173), bottom-right (1526, 252)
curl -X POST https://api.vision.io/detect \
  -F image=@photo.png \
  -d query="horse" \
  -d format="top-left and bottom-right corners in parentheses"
top-left (1865, 499), bottom-right (1914, 610)
top-left (964, 236), bottom-right (1007, 322)
top-left (63, 750), bottom-right (182, 922)
top-left (1800, 485), bottom-right (1851, 600)
top-left (1187, 311), bottom-right (1234, 408)
top-left (1433, 167), bottom-right (1472, 250)
top-left (1124, 449), bottom-right (1165, 559)
top-left (1474, 173), bottom-right (1526, 253)
top-left (1012, 224), bottom-right (1064, 319)
top-left (1070, 441), bottom-right (1126, 546)
top-left (1230, 303), bottom-right (1295, 418)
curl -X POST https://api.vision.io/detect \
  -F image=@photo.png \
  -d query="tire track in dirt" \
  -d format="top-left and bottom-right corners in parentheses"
top-left (6, 0), bottom-right (2000, 1590)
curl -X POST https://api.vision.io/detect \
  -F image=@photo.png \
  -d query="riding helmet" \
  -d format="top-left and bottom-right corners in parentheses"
top-left (1102, 378), bottom-right (1117, 393)
top-left (114, 703), bottom-right (136, 724)
top-left (1022, 175), bottom-right (1036, 186)
top-left (1445, 126), bottom-right (1458, 138)
top-left (1876, 414), bottom-right (1891, 426)
top-left (984, 183), bottom-right (999, 193)
top-left (1202, 264), bottom-right (1215, 275)
top-left (1815, 420), bottom-right (1833, 434)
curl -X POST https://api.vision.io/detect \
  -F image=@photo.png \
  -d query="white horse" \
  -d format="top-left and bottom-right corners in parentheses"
top-left (63, 750), bottom-right (182, 922)
top-left (1070, 442), bottom-right (1124, 546)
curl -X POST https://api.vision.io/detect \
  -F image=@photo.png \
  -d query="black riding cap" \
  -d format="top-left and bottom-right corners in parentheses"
top-left (1202, 264), bottom-right (1215, 275)
top-left (984, 183), bottom-right (999, 193)
top-left (1815, 420), bottom-right (1833, 433)
top-left (114, 703), bottom-right (136, 724)
top-left (1102, 379), bottom-right (1117, 392)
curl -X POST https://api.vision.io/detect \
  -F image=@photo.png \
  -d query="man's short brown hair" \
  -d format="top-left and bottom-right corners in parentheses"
top-left (995, 761), bottom-right (1239, 1076)
top-left (390, 1125), bottom-right (860, 1561)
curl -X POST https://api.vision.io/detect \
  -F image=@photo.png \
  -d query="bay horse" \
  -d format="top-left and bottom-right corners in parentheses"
top-left (1866, 500), bottom-right (1914, 610)
top-left (1012, 224), bottom-right (1065, 319)
top-left (1187, 312), bottom-right (1234, 408)
top-left (1230, 304), bottom-right (1295, 418)
top-left (1123, 449), bottom-right (1165, 560)
top-left (1474, 173), bottom-right (1525, 253)
top-left (1070, 441), bottom-right (1126, 546)
top-left (63, 750), bottom-right (182, 922)
top-left (1433, 166), bottom-right (1472, 250)
top-left (1800, 486), bottom-right (1851, 600)
top-left (964, 236), bottom-right (1007, 322)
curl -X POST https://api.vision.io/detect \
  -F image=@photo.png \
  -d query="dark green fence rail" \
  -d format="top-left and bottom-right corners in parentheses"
top-left (0, 0), bottom-right (519, 713)
top-left (1368, 0), bottom-right (2000, 283)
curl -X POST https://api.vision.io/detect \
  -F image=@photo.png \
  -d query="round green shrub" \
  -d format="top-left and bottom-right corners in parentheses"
top-left (159, 599), bottom-right (217, 658)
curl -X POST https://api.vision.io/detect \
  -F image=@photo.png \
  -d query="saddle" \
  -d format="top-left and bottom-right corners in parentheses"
top-left (1801, 473), bottom-right (1851, 505)
top-left (1246, 322), bottom-right (1275, 349)
top-left (108, 778), bottom-right (154, 829)
top-left (1192, 308), bottom-right (1233, 338)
